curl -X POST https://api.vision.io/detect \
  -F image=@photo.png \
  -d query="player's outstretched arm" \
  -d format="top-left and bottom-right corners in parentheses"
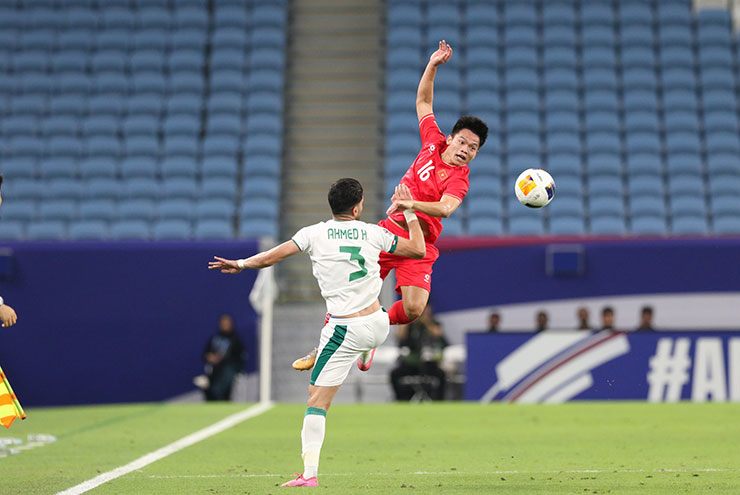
top-left (387, 183), bottom-right (461, 219)
top-left (208, 241), bottom-right (300, 274)
top-left (388, 185), bottom-right (426, 260)
top-left (416, 40), bottom-right (453, 120)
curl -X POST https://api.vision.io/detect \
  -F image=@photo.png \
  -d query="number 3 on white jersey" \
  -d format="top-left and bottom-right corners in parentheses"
top-left (417, 160), bottom-right (435, 181)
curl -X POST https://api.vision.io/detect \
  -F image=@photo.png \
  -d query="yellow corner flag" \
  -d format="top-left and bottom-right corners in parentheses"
top-left (0, 366), bottom-right (26, 429)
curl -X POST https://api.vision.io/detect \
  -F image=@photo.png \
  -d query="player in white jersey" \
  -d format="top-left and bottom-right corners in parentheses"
top-left (208, 178), bottom-right (425, 487)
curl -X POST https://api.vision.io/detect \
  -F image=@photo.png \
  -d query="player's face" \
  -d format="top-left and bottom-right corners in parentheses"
top-left (445, 129), bottom-right (480, 166)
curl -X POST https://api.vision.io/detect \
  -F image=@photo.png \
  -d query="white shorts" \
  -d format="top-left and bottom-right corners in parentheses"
top-left (310, 308), bottom-right (390, 387)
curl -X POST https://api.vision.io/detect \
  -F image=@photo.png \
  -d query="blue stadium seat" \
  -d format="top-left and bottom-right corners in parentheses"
top-left (130, 50), bottom-right (165, 73)
top-left (505, 111), bottom-right (538, 133)
top-left (123, 115), bottom-right (158, 137)
top-left (49, 95), bottom-right (86, 116)
top-left (668, 175), bottom-right (704, 197)
top-left (620, 25), bottom-right (654, 48)
top-left (161, 157), bottom-right (197, 178)
top-left (163, 178), bottom-right (198, 200)
top-left (27, 221), bottom-right (66, 240)
top-left (0, 158), bottom-right (37, 179)
top-left (84, 178), bottom-right (120, 200)
top-left (110, 220), bottom-right (150, 240)
top-left (671, 216), bottom-right (708, 235)
top-left (543, 3), bottom-right (575, 27)
top-left (631, 216), bottom-right (668, 235)
top-left (706, 133), bottom-right (740, 154)
top-left (0, 221), bottom-right (25, 240)
top-left (581, 26), bottom-right (615, 48)
top-left (240, 198), bottom-right (277, 221)
top-left (170, 72), bottom-right (204, 94)
top-left (465, 3), bottom-right (497, 27)
top-left (79, 199), bottom-right (116, 221)
top-left (672, 196), bottom-right (707, 218)
top-left (658, 3), bottom-right (691, 27)
top-left (584, 90), bottom-right (618, 112)
top-left (87, 136), bottom-right (122, 159)
top-left (466, 26), bottom-right (498, 47)
top-left (704, 111), bottom-right (739, 134)
top-left (242, 177), bottom-right (280, 200)
top-left (153, 220), bottom-right (192, 240)
top-left (468, 217), bottom-right (503, 236)
top-left (79, 158), bottom-right (117, 179)
top-left (585, 112), bottom-right (619, 133)
top-left (628, 175), bottom-right (664, 199)
top-left (543, 69), bottom-right (578, 91)
top-left (45, 177), bottom-right (84, 201)
top-left (172, 29), bottom-right (207, 50)
top-left (196, 199), bottom-right (234, 221)
top-left (708, 175), bottom-right (740, 198)
top-left (626, 134), bottom-right (661, 155)
top-left (547, 153), bottom-right (581, 177)
top-left (546, 133), bottom-right (581, 155)
top-left (590, 216), bottom-right (627, 235)
top-left (545, 90), bottom-right (578, 112)
top-left (631, 197), bottom-right (667, 218)
top-left (138, 7), bottom-right (171, 30)
top-left (40, 159), bottom-right (77, 180)
top-left (664, 110), bottom-right (699, 134)
top-left (698, 46), bottom-right (733, 68)
top-left (158, 198), bottom-right (195, 221)
top-left (1, 200), bottom-right (36, 222)
top-left (119, 199), bottom-right (157, 221)
top-left (121, 157), bottom-right (157, 179)
top-left (123, 178), bottom-right (160, 200)
top-left (622, 69), bottom-right (657, 91)
top-left (507, 216), bottom-right (544, 236)
top-left (702, 89), bottom-right (736, 112)
top-left (590, 196), bottom-right (626, 219)
top-left (586, 133), bottom-right (621, 155)
top-left (588, 176), bottom-right (624, 198)
top-left (707, 152), bottom-right (740, 175)
top-left (133, 29), bottom-right (168, 52)
top-left (202, 156), bottom-right (238, 178)
top-left (504, 68), bottom-right (538, 91)
top-left (711, 196), bottom-right (740, 218)
top-left (550, 217), bottom-right (586, 235)
top-left (661, 68), bottom-right (696, 91)
top-left (581, 3), bottom-right (615, 27)
top-left (713, 216), bottom-right (740, 234)
top-left (467, 196), bottom-right (503, 218)
top-left (239, 219), bottom-right (277, 239)
top-left (666, 153), bottom-right (702, 177)
top-left (195, 219), bottom-right (233, 239)
top-left (659, 26), bottom-right (693, 49)
top-left (624, 90), bottom-right (658, 112)
top-left (69, 221), bottom-right (109, 240)
top-left (167, 94), bottom-right (202, 116)
top-left (163, 114), bottom-right (200, 137)
top-left (663, 90), bottom-right (697, 112)
top-left (544, 29), bottom-right (577, 54)
top-left (587, 152), bottom-right (622, 177)
top-left (504, 47), bottom-right (537, 68)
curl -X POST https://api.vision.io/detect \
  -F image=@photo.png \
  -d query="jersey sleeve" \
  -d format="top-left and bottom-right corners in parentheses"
top-left (442, 176), bottom-right (470, 203)
top-left (291, 225), bottom-right (313, 252)
top-left (372, 225), bottom-right (399, 254)
top-left (419, 113), bottom-right (446, 148)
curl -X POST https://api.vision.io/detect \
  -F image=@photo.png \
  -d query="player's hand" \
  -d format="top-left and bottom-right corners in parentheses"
top-left (429, 40), bottom-right (453, 67)
top-left (386, 184), bottom-right (414, 216)
top-left (395, 183), bottom-right (414, 202)
top-left (0, 304), bottom-right (17, 328)
top-left (208, 256), bottom-right (243, 274)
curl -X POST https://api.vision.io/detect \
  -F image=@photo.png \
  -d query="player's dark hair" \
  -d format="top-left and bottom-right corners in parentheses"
top-left (328, 178), bottom-right (364, 215)
top-left (451, 115), bottom-right (489, 147)
top-left (641, 306), bottom-right (653, 316)
top-left (602, 306), bottom-right (615, 316)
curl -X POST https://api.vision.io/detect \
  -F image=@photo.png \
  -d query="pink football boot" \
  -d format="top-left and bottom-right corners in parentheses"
top-left (357, 348), bottom-right (376, 371)
top-left (281, 474), bottom-right (319, 487)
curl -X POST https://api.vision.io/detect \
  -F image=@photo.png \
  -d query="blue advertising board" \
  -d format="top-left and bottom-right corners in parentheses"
top-left (467, 331), bottom-right (740, 403)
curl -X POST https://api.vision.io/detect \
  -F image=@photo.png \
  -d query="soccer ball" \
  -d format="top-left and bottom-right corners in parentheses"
top-left (514, 168), bottom-right (555, 208)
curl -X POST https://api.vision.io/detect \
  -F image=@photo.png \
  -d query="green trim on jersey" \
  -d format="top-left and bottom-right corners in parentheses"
top-left (310, 325), bottom-right (347, 385)
top-left (388, 235), bottom-right (399, 254)
top-left (305, 407), bottom-right (327, 417)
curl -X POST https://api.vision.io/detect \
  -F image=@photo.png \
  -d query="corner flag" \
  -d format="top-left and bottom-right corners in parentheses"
top-left (0, 366), bottom-right (26, 428)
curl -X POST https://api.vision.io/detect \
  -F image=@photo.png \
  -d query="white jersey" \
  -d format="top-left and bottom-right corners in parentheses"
top-left (292, 219), bottom-right (399, 316)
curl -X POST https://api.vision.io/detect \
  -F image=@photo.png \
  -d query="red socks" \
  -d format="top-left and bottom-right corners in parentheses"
top-left (388, 300), bottom-right (413, 325)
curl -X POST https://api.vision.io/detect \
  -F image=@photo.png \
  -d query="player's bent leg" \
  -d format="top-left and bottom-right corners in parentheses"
top-left (282, 385), bottom-right (340, 488)
top-left (388, 285), bottom-right (429, 324)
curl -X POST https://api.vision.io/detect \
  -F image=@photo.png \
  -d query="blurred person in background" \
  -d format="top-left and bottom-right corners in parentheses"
top-left (600, 306), bottom-right (615, 331)
top-left (0, 176), bottom-right (18, 329)
top-left (390, 305), bottom-right (448, 401)
top-left (202, 314), bottom-right (245, 401)
top-left (535, 310), bottom-right (549, 332)
top-left (577, 307), bottom-right (591, 331)
top-left (487, 311), bottom-right (501, 332)
top-left (636, 306), bottom-right (654, 331)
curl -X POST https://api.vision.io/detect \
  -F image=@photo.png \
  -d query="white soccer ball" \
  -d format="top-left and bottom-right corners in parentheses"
top-left (514, 168), bottom-right (555, 208)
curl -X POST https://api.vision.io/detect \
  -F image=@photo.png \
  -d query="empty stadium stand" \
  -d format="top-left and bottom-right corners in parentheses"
top-left (0, 0), bottom-right (286, 240)
top-left (385, 0), bottom-right (740, 236)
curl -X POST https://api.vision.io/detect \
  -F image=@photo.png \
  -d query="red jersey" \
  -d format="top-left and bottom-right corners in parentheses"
top-left (388, 113), bottom-right (470, 244)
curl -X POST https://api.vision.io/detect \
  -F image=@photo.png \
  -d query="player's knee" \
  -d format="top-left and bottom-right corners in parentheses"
top-left (403, 300), bottom-right (426, 322)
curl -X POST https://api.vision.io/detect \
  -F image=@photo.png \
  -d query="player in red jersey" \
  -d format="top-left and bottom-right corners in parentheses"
top-left (292, 41), bottom-right (488, 372)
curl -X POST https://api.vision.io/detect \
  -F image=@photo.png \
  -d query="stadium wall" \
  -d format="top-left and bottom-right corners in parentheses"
top-left (0, 241), bottom-right (260, 407)
top-left (431, 237), bottom-right (740, 342)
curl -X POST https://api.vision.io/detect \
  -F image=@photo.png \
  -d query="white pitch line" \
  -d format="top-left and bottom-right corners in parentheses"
top-left (143, 467), bottom-right (735, 480)
top-left (56, 401), bottom-right (274, 495)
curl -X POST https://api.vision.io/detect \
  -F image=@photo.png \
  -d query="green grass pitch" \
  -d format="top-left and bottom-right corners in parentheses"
top-left (1, 402), bottom-right (739, 494)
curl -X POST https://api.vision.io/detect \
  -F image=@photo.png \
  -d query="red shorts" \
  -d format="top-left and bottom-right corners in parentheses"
top-left (378, 218), bottom-right (440, 293)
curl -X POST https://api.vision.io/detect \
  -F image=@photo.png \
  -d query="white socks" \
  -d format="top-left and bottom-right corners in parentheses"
top-left (301, 407), bottom-right (326, 479)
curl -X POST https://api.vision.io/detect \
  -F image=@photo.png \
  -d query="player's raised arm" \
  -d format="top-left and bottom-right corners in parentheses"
top-left (208, 240), bottom-right (301, 274)
top-left (388, 185), bottom-right (426, 259)
top-left (416, 40), bottom-right (453, 120)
